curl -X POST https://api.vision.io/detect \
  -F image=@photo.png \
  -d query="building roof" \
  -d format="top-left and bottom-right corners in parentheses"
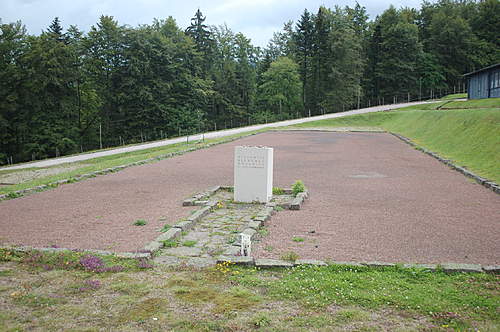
top-left (463, 63), bottom-right (500, 77)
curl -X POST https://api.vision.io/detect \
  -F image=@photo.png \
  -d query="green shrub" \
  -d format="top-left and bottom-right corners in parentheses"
top-left (292, 180), bottom-right (306, 196)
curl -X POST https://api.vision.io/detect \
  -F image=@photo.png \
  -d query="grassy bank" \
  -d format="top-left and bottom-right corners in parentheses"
top-left (291, 105), bottom-right (500, 184)
top-left (0, 249), bottom-right (498, 331)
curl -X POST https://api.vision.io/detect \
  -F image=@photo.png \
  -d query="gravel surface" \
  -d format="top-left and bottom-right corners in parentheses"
top-left (0, 131), bottom-right (498, 264)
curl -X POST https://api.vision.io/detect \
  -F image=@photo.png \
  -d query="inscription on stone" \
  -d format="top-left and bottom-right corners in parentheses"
top-left (236, 155), bottom-right (265, 168)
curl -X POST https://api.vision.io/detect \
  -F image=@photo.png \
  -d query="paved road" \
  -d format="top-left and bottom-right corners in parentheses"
top-left (1, 101), bottom-right (429, 170)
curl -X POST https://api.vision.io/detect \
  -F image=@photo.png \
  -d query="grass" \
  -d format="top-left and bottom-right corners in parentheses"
top-left (290, 102), bottom-right (500, 183)
top-left (440, 93), bottom-right (467, 100)
top-left (292, 237), bottom-right (305, 242)
top-left (442, 97), bottom-right (500, 109)
top-left (1, 250), bottom-right (498, 331)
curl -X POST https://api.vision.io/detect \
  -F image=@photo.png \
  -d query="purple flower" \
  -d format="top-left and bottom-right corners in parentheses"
top-left (79, 255), bottom-right (104, 271)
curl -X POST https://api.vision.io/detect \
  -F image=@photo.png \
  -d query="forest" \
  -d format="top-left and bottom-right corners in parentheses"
top-left (0, 0), bottom-right (498, 164)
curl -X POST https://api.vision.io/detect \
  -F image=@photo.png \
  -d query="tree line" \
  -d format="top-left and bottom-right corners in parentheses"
top-left (1, 0), bottom-right (498, 164)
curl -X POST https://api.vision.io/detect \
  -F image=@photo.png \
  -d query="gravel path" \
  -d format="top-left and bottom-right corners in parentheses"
top-left (0, 101), bottom-right (428, 170)
top-left (1, 131), bottom-right (498, 264)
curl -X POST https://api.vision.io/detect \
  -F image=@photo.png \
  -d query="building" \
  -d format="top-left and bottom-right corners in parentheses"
top-left (463, 63), bottom-right (500, 99)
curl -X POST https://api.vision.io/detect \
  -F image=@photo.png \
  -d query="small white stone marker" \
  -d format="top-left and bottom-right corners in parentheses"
top-left (240, 233), bottom-right (252, 256)
top-left (234, 146), bottom-right (273, 203)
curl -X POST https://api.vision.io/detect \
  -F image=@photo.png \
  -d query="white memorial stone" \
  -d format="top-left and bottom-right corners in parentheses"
top-left (234, 146), bottom-right (273, 203)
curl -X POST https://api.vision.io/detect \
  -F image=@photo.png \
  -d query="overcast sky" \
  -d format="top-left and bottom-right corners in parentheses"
top-left (1, 0), bottom-right (424, 47)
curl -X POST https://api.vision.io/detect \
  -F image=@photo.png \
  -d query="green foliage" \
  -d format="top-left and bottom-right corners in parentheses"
top-left (292, 180), bottom-right (306, 196)
top-left (182, 240), bottom-right (197, 247)
top-left (160, 224), bottom-right (171, 232)
top-left (292, 237), bottom-right (305, 242)
top-left (132, 219), bottom-right (147, 226)
top-left (272, 187), bottom-right (285, 195)
top-left (257, 57), bottom-right (303, 121)
top-left (162, 239), bottom-right (179, 248)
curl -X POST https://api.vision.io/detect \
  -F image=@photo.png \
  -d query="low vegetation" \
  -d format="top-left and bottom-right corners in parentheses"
top-left (0, 249), bottom-right (498, 331)
top-left (292, 180), bottom-right (306, 196)
top-left (133, 219), bottom-right (147, 226)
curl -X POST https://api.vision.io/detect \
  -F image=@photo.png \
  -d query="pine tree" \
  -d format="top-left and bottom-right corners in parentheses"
top-left (294, 9), bottom-right (314, 115)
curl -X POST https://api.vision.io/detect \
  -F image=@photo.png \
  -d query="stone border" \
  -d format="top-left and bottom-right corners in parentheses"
top-left (0, 131), bottom-right (264, 202)
top-left (390, 132), bottom-right (500, 195)
top-left (2, 244), bottom-right (497, 274)
top-left (144, 201), bottom-right (217, 253)
top-left (215, 256), bottom-right (499, 274)
top-left (150, 186), bottom-right (308, 258)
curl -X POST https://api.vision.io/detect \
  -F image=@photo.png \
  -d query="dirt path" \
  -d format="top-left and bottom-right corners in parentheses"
top-left (0, 131), bottom-right (498, 264)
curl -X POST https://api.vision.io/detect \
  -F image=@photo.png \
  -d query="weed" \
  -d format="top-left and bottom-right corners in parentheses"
top-left (272, 187), bottom-right (285, 195)
top-left (292, 237), bottom-right (305, 242)
top-left (160, 224), bottom-right (171, 232)
top-left (133, 219), bottom-right (147, 226)
top-left (181, 231), bottom-right (188, 236)
top-left (66, 177), bottom-right (78, 184)
top-left (6, 192), bottom-right (21, 199)
top-left (292, 180), bottom-right (306, 196)
top-left (162, 239), bottom-right (179, 248)
top-left (274, 206), bottom-right (284, 212)
top-left (250, 312), bottom-right (272, 328)
top-left (257, 228), bottom-right (269, 237)
top-left (215, 261), bottom-right (235, 275)
top-left (182, 240), bottom-right (197, 247)
top-left (264, 245), bottom-right (274, 252)
top-left (281, 251), bottom-right (299, 262)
